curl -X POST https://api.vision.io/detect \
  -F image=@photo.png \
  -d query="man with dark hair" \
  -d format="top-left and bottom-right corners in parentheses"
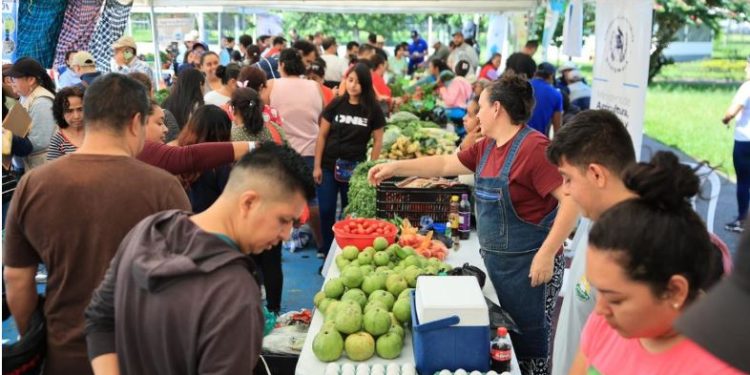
top-left (505, 52), bottom-right (537, 79)
top-left (292, 40), bottom-right (319, 67)
top-left (346, 41), bottom-right (360, 64)
top-left (447, 31), bottom-right (479, 75)
top-left (523, 40), bottom-right (540, 56)
top-left (220, 36), bottom-right (236, 65)
top-left (85, 143), bottom-right (314, 375)
top-left (257, 34), bottom-right (271, 54)
top-left (527, 62), bottom-right (563, 136)
top-left (3, 73), bottom-right (190, 375)
top-left (546, 109), bottom-right (637, 375)
top-left (263, 36), bottom-right (287, 59)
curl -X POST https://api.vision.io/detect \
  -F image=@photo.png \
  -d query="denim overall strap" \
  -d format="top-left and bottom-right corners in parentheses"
top-left (475, 126), bottom-right (559, 361)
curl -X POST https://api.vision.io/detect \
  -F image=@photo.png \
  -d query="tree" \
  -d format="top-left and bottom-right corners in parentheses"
top-left (649, 0), bottom-right (748, 82)
top-left (533, 0), bottom-right (749, 83)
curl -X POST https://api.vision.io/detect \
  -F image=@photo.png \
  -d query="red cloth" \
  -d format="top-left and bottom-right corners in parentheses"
top-left (137, 141), bottom-right (235, 175)
top-left (320, 84), bottom-right (334, 107)
top-left (457, 127), bottom-right (562, 224)
top-left (263, 105), bottom-right (284, 127)
top-left (371, 72), bottom-right (391, 98)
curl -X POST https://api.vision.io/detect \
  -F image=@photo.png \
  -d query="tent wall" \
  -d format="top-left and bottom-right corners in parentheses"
top-left (133, 0), bottom-right (539, 14)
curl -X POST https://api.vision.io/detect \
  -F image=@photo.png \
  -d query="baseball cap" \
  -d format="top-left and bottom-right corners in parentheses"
top-left (112, 35), bottom-right (137, 51)
top-left (560, 61), bottom-right (578, 72)
top-left (5, 57), bottom-right (47, 79)
top-left (675, 223), bottom-right (750, 373)
top-left (411, 30), bottom-right (419, 38)
top-left (537, 62), bottom-right (556, 76)
top-left (192, 42), bottom-right (208, 52)
top-left (70, 51), bottom-right (96, 67)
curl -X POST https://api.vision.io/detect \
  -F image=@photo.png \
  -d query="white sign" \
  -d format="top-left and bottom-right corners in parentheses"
top-left (486, 14), bottom-right (508, 58)
top-left (591, 0), bottom-right (653, 160)
top-left (2, 0), bottom-right (18, 62)
top-left (256, 13), bottom-right (283, 37)
top-left (562, 0), bottom-right (584, 57)
top-left (156, 16), bottom-right (195, 46)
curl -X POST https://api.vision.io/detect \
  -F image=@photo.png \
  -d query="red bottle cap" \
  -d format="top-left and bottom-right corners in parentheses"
top-left (497, 327), bottom-right (508, 337)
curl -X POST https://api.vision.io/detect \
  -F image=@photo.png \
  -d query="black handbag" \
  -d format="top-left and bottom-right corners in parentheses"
top-left (3, 295), bottom-right (46, 375)
top-left (448, 262), bottom-right (487, 288)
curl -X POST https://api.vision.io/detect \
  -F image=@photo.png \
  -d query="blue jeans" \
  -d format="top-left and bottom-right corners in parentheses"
top-left (317, 168), bottom-right (349, 256)
top-left (734, 141), bottom-right (750, 221)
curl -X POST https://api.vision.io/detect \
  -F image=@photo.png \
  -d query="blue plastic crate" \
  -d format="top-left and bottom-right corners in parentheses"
top-left (410, 290), bottom-right (490, 374)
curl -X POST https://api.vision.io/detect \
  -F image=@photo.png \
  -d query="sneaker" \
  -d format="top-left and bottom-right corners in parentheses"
top-left (725, 220), bottom-right (745, 233)
top-left (316, 252), bottom-right (325, 259)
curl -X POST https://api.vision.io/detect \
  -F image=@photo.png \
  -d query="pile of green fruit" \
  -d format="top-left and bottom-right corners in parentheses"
top-left (312, 237), bottom-right (453, 363)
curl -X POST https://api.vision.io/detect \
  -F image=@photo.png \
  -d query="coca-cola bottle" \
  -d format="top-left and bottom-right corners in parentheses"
top-left (490, 327), bottom-right (512, 372)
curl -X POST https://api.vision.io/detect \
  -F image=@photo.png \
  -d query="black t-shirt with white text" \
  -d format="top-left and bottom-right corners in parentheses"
top-left (321, 99), bottom-right (385, 170)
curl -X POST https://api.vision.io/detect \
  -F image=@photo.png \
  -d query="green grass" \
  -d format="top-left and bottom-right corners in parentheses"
top-left (644, 82), bottom-right (738, 179)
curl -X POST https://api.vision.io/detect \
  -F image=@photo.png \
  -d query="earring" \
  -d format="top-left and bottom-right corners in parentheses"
top-left (672, 303), bottom-right (680, 309)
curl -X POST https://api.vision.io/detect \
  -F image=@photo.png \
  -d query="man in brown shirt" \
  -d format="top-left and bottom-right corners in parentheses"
top-left (3, 73), bottom-right (191, 375)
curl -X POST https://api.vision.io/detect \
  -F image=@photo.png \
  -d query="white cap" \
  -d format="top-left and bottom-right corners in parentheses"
top-left (560, 61), bottom-right (577, 71)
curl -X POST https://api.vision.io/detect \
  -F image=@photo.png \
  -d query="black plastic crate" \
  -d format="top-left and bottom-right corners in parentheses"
top-left (376, 179), bottom-right (469, 225)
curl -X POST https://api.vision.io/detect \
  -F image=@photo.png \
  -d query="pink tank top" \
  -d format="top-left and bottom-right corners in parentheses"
top-left (269, 78), bottom-right (323, 156)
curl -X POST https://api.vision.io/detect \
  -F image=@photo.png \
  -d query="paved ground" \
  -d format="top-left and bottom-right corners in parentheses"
top-left (641, 135), bottom-right (741, 254)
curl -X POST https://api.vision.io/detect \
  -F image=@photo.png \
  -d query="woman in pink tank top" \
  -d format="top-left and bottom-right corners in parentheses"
top-left (268, 48), bottom-right (324, 157)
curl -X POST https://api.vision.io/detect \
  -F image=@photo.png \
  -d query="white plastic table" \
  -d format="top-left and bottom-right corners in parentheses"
top-left (295, 232), bottom-right (522, 375)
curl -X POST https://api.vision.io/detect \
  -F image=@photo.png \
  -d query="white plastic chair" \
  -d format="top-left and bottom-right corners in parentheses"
top-left (684, 162), bottom-right (721, 234)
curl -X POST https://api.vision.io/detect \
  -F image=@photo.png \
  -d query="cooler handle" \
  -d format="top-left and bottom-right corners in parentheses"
top-left (414, 315), bottom-right (460, 332)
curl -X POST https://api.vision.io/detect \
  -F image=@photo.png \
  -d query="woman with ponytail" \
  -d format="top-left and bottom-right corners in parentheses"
top-left (204, 63), bottom-right (242, 107)
top-left (570, 151), bottom-right (741, 375)
top-left (229, 87), bottom-right (286, 145)
top-left (7, 57), bottom-right (57, 170)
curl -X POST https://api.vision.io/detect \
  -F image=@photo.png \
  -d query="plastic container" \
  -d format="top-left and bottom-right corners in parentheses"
top-left (375, 179), bottom-right (470, 225)
top-left (411, 277), bottom-right (490, 375)
top-left (333, 218), bottom-right (398, 250)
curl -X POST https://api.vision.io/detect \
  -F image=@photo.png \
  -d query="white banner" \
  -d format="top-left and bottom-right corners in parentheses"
top-left (486, 14), bottom-right (508, 58)
top-left (156, 16), bottom-right (195, 46)
top-left (591, 0), bottom-right (653, 160)
top-left (2, 0), bottom-right (18, 63)
top-left (562, 0), bottom-right (584, 57)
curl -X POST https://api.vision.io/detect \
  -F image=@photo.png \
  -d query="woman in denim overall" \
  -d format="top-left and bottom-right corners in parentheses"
top-left (369, 75), bottom-right (579, 374)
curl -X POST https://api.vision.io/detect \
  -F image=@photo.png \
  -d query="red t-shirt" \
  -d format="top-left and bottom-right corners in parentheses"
top-left (457, 128), bottom-right (562, 224)
top-left (372, 72), bottom-right (392, 98)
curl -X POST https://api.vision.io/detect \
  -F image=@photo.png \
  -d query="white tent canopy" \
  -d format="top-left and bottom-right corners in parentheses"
top-left (132, 0), bottom-right (540, 14)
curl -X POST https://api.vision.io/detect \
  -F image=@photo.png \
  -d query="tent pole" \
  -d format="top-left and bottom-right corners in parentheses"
top-left (218, 11), bottom-right (223, 49)
top-left (428, 16), bottom-right (433, 53)
top-left (253, 13), bottom-right (257, 41)
top-left (234, 14), bottom-right (240, 40)
top-left (149, 0), bottom-right (163, 89)
top-left (198, 12), bottom-right (205, 44)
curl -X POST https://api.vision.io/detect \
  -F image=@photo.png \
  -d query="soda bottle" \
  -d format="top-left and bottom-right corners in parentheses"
top-left (490, 327), bottom-right (512, 373)
top-left (459, 193), bottom-right (471, 240)
top-left (448, 195), bottom-right (460, 250)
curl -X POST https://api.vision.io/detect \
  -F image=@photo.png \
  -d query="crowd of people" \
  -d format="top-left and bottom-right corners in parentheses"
top-left (1, 24), bottom-right (749, 375)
